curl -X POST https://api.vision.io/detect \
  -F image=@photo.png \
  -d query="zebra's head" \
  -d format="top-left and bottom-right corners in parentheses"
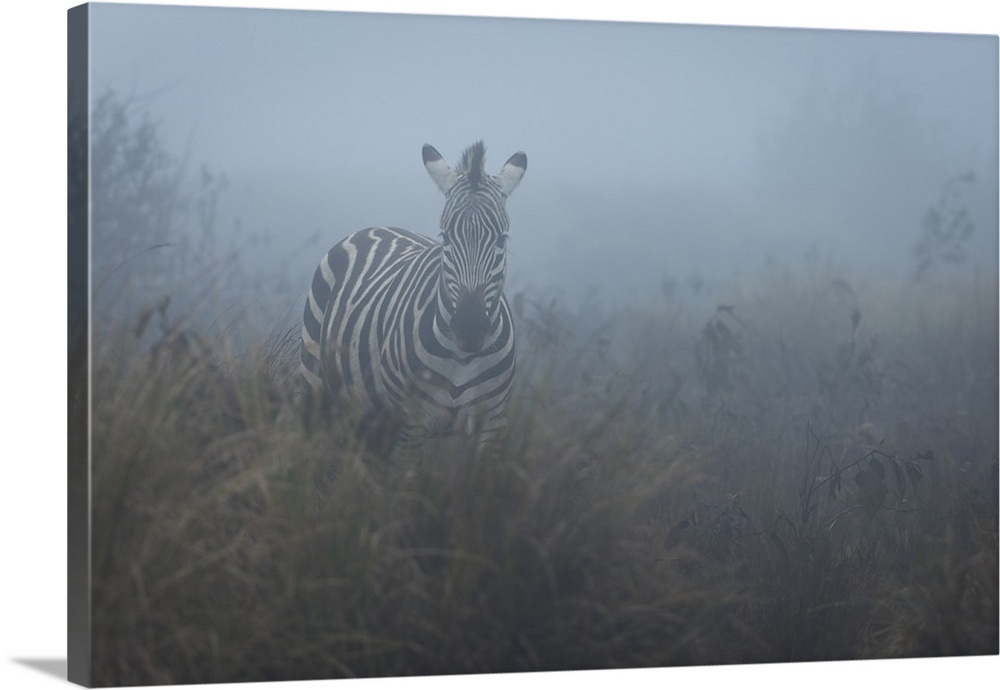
top-left (423, 141), bottom-right (527, 353)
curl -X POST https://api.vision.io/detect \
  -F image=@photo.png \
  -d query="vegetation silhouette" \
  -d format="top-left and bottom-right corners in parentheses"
top-left (82, 91), bottom-right (998, 685)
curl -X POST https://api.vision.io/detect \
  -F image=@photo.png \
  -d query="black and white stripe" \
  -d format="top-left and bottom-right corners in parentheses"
top-left (301, 141), bottom-right (527, 445)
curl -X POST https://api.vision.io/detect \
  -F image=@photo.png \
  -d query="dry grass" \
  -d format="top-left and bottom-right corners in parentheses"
top-left (84, 265), bottom-right (998, 685)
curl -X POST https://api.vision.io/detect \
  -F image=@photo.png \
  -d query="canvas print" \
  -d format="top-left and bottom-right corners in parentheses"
top-left (68, 3), bottom-right (999, 687)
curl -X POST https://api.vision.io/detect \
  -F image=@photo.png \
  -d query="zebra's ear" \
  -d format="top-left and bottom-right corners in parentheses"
top-left (423, 144), bottom-right (459, 195)
top-left (495, 151), bottom-right (527, 196)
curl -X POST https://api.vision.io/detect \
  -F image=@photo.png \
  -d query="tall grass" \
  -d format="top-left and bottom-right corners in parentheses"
top-left (86, 263), bottom-right (998, 685)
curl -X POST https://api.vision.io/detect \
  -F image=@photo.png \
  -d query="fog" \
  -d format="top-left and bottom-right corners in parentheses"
top-left (71, 7), bottom-right (1000, 679)
top-left (87, 3), bottom-right (998, 327)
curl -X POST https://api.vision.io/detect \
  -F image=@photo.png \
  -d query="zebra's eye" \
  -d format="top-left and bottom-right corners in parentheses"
top-left (496, 234), bottom-right (508, 249)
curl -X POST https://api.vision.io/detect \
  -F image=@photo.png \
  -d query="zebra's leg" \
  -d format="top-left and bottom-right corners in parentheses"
top-left (391, 423), bottom-right (430, 470)
top-left (469, 415), bottom-right (509, 462)
top-left (296, 376), bottom-right (334, 434)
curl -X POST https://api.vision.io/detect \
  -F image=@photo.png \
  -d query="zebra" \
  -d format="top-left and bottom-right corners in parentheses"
top-left (300, 141), bottom-right (527, 452)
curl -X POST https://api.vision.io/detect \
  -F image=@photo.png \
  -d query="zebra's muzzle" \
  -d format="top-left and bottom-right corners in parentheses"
top-left (451, 287), bottom-right (491, 353)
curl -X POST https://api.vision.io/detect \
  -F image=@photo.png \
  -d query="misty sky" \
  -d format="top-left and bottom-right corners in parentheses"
top-left (88, 3), bottom-right (998, 309)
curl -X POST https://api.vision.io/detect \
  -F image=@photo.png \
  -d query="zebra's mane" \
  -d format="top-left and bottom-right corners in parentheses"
top-left (457, 140), bottom-right (487, 190)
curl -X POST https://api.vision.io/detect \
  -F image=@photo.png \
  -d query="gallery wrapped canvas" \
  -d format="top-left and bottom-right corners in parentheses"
top-left (68, 2), bottom-right (998, 687)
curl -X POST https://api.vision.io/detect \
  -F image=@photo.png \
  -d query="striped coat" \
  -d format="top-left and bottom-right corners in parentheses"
top-left (300, 141), bottom-right (526, 446)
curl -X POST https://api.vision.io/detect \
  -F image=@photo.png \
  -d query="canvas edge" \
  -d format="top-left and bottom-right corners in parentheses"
top-left (67, 3), bottom-right (92, 687)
